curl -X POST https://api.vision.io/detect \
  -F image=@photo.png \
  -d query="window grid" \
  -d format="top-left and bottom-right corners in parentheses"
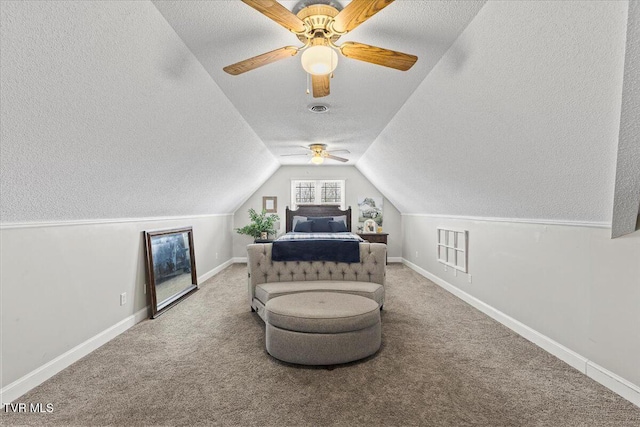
top-left (295, 182), bottom-right (315, 204)
top-left (320, 182), bottom-right (341, 204)
top-left (436, 228), bottom-right (468, 273)
top-left (291, 180), bottom-right (345, 209)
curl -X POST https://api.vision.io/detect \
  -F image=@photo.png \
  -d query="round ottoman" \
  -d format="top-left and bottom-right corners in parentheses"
top-left (264, 292), bottom-right (381, 365)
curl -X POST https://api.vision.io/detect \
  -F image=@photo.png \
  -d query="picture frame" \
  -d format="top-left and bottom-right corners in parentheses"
top-left (358, 196), bottom-right (383, 226)
top-left (364, 219), bottom-right (377, 233)
top-left (144, 227), bottom-right (198, 318)
top-left (263, 196), bottom-right (277, 213)
top-left (436, 228), bottom-right (468, 273)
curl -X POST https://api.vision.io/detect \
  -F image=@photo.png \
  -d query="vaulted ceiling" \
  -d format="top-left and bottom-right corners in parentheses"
top-left (153, 0), bottom-right (486, 165)
top-left (1, 0), bottom-right (635, 227)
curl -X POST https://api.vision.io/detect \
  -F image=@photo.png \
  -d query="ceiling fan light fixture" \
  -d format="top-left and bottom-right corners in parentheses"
top-left (311, 154), bottom-right (324, 165)
top-left (301, 45), bottom-right (338, 75)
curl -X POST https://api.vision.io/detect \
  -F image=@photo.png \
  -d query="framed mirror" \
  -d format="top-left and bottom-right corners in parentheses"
top-left (144, 227), bottom-right (198, 318)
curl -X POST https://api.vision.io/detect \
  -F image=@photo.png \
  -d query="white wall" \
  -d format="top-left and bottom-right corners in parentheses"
top-left (402, 216), bottom-right (640, 397)
top-left (0, 215), bottom-right (233, 393)
top-left (232, 166), bottom-right (402, 259)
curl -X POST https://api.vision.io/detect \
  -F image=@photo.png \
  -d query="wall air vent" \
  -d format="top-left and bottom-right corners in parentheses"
top-left (309, 104), bottom-right (329, 113)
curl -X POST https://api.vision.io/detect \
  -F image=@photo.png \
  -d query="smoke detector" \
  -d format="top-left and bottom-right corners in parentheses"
top-left (309, 104), bottom-right (329, 113)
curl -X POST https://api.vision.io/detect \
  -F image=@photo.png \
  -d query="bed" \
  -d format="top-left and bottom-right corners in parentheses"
top-left (273, 205), bottom-right (363, 263)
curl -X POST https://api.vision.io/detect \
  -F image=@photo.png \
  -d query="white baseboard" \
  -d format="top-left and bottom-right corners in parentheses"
top-left (586, 362), bottom-right (640, 407)
top-left (1, 259), bottom-right (235, 404)
top-left (198, 258), bottom-right (234, 284)
top-left (402, 258), bottom-right (640, 408)
top-left (1, 307), bottom-right (149, 404)
top-left (387, 257), bottom-right (402, 263)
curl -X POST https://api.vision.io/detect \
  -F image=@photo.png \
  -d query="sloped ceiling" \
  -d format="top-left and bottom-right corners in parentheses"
top-left (612, 0), bottom-right (640, 237)
top-left (0, 1), bottom-right (278, 221)
top-left (152, 0), bottom-right (486, 164)
top-left (1, 1), bottom-right (633, 224)
top-left (357, 0), bottom-right (629, 223)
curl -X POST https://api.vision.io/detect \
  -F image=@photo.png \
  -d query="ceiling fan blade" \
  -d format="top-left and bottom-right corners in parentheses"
top-left (280, 153), bottom-right (310, 157)
top-left (325, 154), bottom-right (349, 163)
top-left (332, 0), bottom-right (394, 34)
top-left (340, 42), bottom-right (417, 71)
top-left (242, 0), bottom-right (307, 33)
top-left (223, 46), bottom-right (298, 75)
top-left (326, 149), bottom-right (350, 154)
top-left (312, 74), bottom-right (330, 98)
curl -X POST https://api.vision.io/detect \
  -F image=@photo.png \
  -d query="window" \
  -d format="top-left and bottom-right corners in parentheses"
top-left (291, 180), bottom-right (345, 210)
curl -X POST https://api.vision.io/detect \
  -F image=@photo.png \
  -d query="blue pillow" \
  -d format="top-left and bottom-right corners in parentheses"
top-left (293, 220), bottom-right (313, 232)
top-left (328, 220), bottom-right (347, 232)
top-left (291, 215), bottom-right (307, 231)
top-left (309, 217), bottom-right (332, 232)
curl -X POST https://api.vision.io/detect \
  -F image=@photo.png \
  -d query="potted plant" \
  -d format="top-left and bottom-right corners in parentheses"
top-left (235, 208), bottom-right (280, 241)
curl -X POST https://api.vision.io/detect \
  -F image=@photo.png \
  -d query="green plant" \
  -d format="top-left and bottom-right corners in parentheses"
top-left (235, 208), bottom-right (280, 239)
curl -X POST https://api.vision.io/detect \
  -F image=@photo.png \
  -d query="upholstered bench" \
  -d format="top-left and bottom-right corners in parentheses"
top-left (264, 292), bottom-right (381, 365)
top-left (247, 243), bottom-right (387, 318)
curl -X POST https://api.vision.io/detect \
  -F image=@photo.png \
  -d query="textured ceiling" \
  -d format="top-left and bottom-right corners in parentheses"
top-left (357, 0), bottom-right (629, 222)
top-left (152, 0), bottom-right (485, 165)
top-left (0, 0), bottom-right (279, 221)
top-left (1, 0), bottom-right (633, 225)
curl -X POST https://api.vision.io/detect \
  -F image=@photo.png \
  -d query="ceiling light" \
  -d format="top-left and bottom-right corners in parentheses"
top-left (311, 155), bottom-right (324, 165)
top-left (301, 45), bottom-right (338, 75)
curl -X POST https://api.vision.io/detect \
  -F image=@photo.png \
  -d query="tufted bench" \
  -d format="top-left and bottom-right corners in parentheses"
top-left (264, 292), bottom-right (381, 365)
top-left (246, 243), bottom-right (387, 320)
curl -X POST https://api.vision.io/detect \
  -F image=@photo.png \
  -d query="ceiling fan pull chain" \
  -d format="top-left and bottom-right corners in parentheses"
top-left (306, 73), bottom-right (310, 94)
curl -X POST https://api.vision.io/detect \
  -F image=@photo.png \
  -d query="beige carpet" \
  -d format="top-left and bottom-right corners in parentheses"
top-left (2, 264), bottom-right (639, 426)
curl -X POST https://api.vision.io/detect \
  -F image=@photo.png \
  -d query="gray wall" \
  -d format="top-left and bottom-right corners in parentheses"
top-left (1, 215), bottom-right (234, 388)
top-left (233, 166), bottom-right (402, 259)
top-left (355, 0), bottom-right (639, 395)
top-left (0, 1), bottom-right (260, 392)
top-left (402, 215), bottom-right (640, 388)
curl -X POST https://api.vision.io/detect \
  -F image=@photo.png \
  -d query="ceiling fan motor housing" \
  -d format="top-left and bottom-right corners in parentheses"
top-left (296, 5), bottom-right (341, 43)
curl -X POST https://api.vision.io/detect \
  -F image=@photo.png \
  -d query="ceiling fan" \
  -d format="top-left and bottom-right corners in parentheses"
top-left (223, 0), bottom-right (418, 98)
top-left (281, 144), bottom-right (349, 164)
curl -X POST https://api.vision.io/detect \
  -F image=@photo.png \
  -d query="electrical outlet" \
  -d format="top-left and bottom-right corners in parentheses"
top-left (120, 292), bottom-right (126, 306)
top-left (444, 265), bottom-right (448, 272)
top-left (143, 284), bottom-right (146, 294)
top-left (415, 251), bottom-right (418, 259)
top-left (216, 252), bottom-right (219, 260)
top-left (468, 274), bottom-right (472, 284)
top-left (454, 269), bottom-right (458, 277)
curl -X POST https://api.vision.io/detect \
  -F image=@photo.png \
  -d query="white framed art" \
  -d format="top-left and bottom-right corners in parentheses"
top-left (437, 228), bottom-right (468, 272)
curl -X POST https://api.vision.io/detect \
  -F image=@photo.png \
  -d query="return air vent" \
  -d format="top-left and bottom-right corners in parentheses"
top-left (309, 104), bottom-right (329, 113)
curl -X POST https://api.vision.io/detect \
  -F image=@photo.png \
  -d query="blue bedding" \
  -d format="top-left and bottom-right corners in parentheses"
top-left (272, 232), bottom-right (363, 263)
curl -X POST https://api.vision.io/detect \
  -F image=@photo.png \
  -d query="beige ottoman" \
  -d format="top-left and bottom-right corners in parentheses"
top-left (264, 292), bottom-right (381, 365)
